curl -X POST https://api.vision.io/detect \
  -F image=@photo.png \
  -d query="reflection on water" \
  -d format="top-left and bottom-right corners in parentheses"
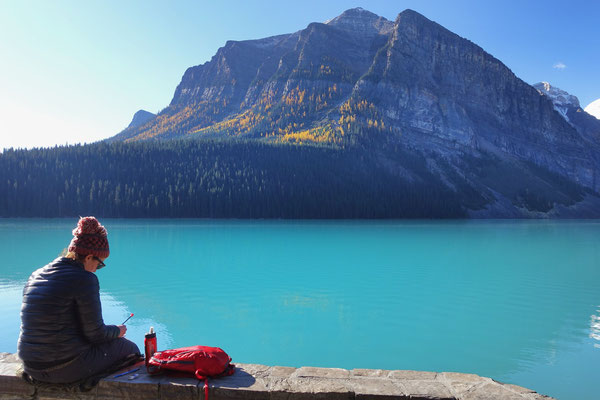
top-left (100, 291), bottom-right (174, 352)
top-left (591, 307), bottom-right (600, 349)
top-left (0, 280), bottom-right (173, 355)
top-left (1, 219), bottom-right (599, 400)
top-left (0, 283), bottom-right (24, 352)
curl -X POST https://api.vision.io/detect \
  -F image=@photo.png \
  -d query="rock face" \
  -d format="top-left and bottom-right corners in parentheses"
top-left (533, 82), bottom-right (580, 116)
top-left (110, 110), bottom-right (156, 141)
top-left (111, 7), bottom-right (600, 216)
top-left (346, 13), bottom-right (598, 194)
top-left (325, 7), bottom-right (394, 36)
top-left (127, 110), bottom-right (155, 129)
top-left (534, 82), bottom-right (600, 144)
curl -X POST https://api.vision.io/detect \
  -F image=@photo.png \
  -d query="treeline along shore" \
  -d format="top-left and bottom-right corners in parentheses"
top-left (0, 139), bottom-right (466, 218)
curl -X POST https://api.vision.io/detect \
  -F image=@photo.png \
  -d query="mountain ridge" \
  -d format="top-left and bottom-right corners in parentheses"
top-left (106, 7), bottom-right (600, 217)
top-left (534, 82), bottom-right (600, 145)
top-left (127, 110), bottom-right (156, 129)
top-left (325, 7), bottom-right (394, 36)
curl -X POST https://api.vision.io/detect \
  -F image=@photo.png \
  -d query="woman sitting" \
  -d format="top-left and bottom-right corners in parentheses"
top-left (18, 216), bottom-right (140, 383)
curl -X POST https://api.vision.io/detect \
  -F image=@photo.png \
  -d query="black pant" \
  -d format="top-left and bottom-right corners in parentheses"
top-left (25, 338), bottom-right (140, 384)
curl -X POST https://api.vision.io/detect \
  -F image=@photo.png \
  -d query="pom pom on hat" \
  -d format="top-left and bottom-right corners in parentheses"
top-left (68, 216), bottom-right (109, 258)
top-left (72, 216), bottom-right (107, 237)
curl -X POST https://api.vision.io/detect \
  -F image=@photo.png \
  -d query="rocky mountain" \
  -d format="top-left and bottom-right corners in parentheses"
top-left (534, 82), bottom-right (600, 144)
top-left (533, 82), bottom-right (580, 120)
top-left (127, 110), bottom-right (156, 129)
top-left (110, 8), bottom-right (600, 217)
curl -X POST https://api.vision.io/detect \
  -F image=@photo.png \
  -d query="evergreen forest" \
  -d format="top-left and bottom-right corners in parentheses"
top-left (0, 139), bottom-right (466, 218)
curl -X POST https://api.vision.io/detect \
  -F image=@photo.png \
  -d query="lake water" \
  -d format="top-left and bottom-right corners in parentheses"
top-left (0, 219), bottom-right (598, 399)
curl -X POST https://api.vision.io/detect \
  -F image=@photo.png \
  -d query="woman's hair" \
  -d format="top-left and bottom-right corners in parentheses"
top-left (60, 248), bottom-right (87, 262)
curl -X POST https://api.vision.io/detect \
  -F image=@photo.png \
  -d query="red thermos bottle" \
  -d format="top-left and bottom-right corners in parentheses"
top-left (144, 327), bottom-right (157, 368)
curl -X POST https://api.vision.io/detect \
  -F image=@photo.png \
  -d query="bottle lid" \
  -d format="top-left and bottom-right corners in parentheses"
top-left (145, 326), bottom-right (156, 338)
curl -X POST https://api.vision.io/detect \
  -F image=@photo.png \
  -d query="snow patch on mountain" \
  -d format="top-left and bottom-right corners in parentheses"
top-left (584, 98), bottom-right (600, 120)
top-left (534, 82), bottom-right (580, 123)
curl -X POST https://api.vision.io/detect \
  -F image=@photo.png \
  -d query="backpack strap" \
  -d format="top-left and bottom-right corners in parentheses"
top-left (196, 364), bottom-right (236, 400)
top-left (203, 378), bottom-right (209, 400)
top-left (194, 370), bottom-right (206, 380)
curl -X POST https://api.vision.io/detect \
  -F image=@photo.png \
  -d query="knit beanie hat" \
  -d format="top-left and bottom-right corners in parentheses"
top-left (67, 216), bottom-right (110, 258)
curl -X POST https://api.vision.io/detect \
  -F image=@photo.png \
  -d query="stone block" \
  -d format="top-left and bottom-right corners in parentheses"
top-left (0, 353), bottom-right (21, 364)
top-left (460, 382), bottom-right (525, 400)
top-left (293, 367), bottom-right (350, 379)
top-left (270, 377), bottom-right (353, 400)
top-left (97, 377), bottom-right (159, 400)
top-left (102, 362), bottom-right (146, 383)
top-left (209, 368), bottom-right (269, 400)
top-left (160, 383), bottom-right (200, 400)
top-left (0, 357), bottom-right (21, 377)
top-left (351, 377), bottom-right (410, 399)
top-left (0, 394), bottom-right (34, 400)
top-left (236, 363), bottom-right (271, 378)
top-left (443, 382), bottom-right (478, 398)
top-left (0, 363), bottom-right (19, 376)
top-left (36, 389), bottom-right (97, 400)
top-left (501, 383), bottom-right (535, 394)
top-left (438, 372), bottom-right (485, 384)
top-left (0, 373), bottom-right (35, 398)
top-left (351, 369), bottom-right (388, 378)
top-left (158, 375), bottom-right (200, 400)
top-left (522, 394), bottom-right (555, 400)
top-left (269, 366), bottom-right (297, 378)
top-left (399, 380), bottom-right (454, 399)
top-left (0, 357), bottom-right (94, 400)
top-left (437, 372), bottom-right (489, 397)
top-left (209, 388), bottom-right (270, 400)
top-left (388, 370), bottom-right (437, 381)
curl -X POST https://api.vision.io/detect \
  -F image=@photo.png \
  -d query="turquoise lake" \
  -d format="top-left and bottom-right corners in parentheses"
top-left (1, 219), bottom-right (598, 399)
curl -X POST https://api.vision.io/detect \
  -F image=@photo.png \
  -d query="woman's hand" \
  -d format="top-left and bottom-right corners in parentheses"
top-left (117, 325), bottom-right (127, 338)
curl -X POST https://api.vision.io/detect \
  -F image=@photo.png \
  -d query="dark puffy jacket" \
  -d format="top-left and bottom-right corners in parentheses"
top-left (18, 257), bottom-right (120, 368)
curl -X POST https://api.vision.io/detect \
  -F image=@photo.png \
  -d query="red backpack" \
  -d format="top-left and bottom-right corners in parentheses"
top-left (147, 345), bottom-right (235, 380)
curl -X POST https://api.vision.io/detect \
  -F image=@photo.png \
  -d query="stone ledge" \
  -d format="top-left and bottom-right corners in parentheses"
top-left (0, 353), bottom-right (555, 400)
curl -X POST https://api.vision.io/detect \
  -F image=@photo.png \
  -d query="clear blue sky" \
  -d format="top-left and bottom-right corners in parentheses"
top-left (0, 0), bottom-right (598, 150)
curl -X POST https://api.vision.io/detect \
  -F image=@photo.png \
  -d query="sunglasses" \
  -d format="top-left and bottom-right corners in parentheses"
top-left (93, 256), bottom-right (106, 269)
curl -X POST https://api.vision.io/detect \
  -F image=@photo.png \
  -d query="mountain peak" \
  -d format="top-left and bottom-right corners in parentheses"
top-left (127, 110), bottom-right (155, 129)
top-left (325, 7), bottom-right (379, 21)
top-left (326, 7), bottom-right (376, 20)
top-left (532, 82), bottom-right (600, 142)
top-left (398, 8), bottom-right (425, 18)
top-left (393, 8), bottom-right (432, 25)
top-left (534, 82), bottom-right (580, 109)
top-left (533, 82), bottom-right (581, 124)
top-left (325, 7), bottom-right (393, 36)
